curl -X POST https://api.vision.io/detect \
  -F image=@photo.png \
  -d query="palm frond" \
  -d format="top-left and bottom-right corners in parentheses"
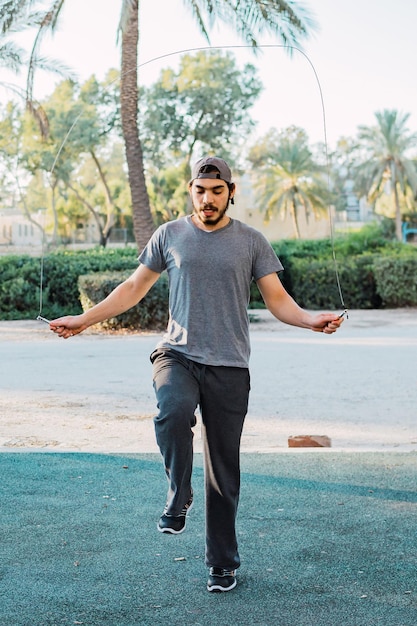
top-left (0, 0), bottom-right (32, 33)
top-left (183, 0), bottom-right (317, 50)
top-left (0, 40), bottom-right (24, 71)
top-left (30, 55), bottom-right (76, 80)
top-left (118, 0), bottom-right (139, 37)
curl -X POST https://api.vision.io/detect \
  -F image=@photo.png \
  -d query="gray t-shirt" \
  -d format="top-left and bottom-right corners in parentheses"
top-left (138, 216), bottom-right (283, 367)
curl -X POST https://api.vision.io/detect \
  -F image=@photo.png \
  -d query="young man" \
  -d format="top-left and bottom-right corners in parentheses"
top-left (51, 156), bottom-right (343, 593)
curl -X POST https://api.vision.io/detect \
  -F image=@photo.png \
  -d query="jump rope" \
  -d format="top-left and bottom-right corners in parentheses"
top-left (35, 44), bottom-right (348, 325)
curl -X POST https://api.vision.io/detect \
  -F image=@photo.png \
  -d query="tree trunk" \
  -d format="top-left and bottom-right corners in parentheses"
top-left (66, 182), bottom-right (108, 247)
top-left (90, 150), bottom-right (116, 240)
top-left (120, 0), bottom-right (155, 252)
top-left (290, 200), bottom-right (301, 239)
top-left (393, 181), bottom-right (403, 242)
top-left (50, 178), bottom-right (59, 245)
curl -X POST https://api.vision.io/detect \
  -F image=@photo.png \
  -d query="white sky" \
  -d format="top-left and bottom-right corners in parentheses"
top-left (1, 0), bottom-right (417, 149)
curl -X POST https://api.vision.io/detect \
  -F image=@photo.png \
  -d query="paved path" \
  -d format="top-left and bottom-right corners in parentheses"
top-left (0, 308), bottom-right (416, 452)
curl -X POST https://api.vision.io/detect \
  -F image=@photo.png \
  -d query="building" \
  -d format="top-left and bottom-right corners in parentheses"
top-left (229, 174), bottom-right (374, 240)
top-left (0, 209), bottom-right (45, 252)
top-left (229, 174), bottom-right (331, 240)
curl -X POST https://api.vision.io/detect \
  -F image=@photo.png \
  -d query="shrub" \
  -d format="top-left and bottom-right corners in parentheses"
top-left (289, 254), bottom-right (381, 310)
top-left (0, 248), bottom-right (138, 320)
top-left (0, 255), bottom-right (44, 319)
top-left (78, 271), bottom-right (169, 331)
top-left (42, 248), bottom-right (138, 310)
top-left (266, 224), bottom-right (412, 310)
top-left (1, 224), bottom-right (416, 322)
top-left (373, 255), bottom-right (417, 306)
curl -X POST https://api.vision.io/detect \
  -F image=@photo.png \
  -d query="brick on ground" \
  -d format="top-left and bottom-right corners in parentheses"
top-left (288, 435), bottom-right (331, 448)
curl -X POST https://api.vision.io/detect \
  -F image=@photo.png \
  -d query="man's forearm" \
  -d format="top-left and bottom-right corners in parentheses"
top-left (78, 265), bottom-right (161, 328)
top-left (267, 296), bottom-right (314, 329)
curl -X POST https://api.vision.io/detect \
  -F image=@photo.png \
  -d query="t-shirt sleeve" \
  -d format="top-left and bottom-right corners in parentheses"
top-left (252, 231), bottom-right (284, 280)
top-left (138, 226), bottom-right (166, 273)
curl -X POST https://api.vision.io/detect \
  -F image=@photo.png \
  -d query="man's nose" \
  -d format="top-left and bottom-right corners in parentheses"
top-left (203, 191), bottom-right (214, 203)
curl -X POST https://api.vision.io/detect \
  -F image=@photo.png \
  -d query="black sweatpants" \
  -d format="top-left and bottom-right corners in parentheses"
top-left (151, 348), bottom-right (250, 570)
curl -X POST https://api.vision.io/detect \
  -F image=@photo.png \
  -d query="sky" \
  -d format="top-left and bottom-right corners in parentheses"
top-left (1, 0), bottom-right (417, 149)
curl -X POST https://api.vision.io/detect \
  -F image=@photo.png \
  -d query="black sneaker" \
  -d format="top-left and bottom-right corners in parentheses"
top-left (207, 567), bottom-right (237, 592)
top-left (157, 495), bottom-right (193, 534)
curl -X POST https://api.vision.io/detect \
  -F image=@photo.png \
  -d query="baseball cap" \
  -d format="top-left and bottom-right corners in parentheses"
top-left (191, 156), bottom-right (233, 184)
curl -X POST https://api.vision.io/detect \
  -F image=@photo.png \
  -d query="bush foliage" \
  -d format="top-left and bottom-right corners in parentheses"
top-left (0, 248), bottom-right (138, 320)
top-left (1, 224), bottom-right (416, 327)
top-left (78, 271), bottom-right (169, 331)
top-left (373, 254), bottom-right (417, 307)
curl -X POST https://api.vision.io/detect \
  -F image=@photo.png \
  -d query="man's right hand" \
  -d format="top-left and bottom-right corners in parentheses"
top-left (50, 315), bottom-right (89, 339)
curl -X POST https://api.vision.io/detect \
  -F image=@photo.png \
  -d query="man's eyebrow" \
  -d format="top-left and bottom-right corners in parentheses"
top-left (194, 183), bottom-right (226, 191)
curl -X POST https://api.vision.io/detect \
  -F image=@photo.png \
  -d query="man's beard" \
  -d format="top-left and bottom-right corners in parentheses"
top-left (193, 201), bottom-right (229, 226)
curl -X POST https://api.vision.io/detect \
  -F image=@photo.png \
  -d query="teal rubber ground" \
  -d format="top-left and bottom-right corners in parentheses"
top-left (2, 451), bottom-right (416, 625)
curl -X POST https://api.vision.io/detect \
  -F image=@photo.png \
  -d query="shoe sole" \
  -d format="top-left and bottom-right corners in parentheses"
top-left (207, 579), bottom-right (237, 592)
top-left (157, 500), bottom-right (193, 534)
top-left (157, 524), bottom-right (185, 535)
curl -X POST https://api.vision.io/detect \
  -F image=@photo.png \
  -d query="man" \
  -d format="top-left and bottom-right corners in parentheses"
top-left (51, 156), bottom-right (343, 593)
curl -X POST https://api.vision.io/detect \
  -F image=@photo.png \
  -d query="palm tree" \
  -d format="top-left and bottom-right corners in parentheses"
top-left (1, 0), bottom-right (316, 250)
top-left (356, 109), bottom-right (417, 241)
top-left (1, 1), bottom-right (73, 136)
top-left (250, 128), bottom-right (330, 238)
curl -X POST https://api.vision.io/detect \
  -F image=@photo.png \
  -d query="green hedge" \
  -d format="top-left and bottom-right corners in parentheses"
top-left (373, 255), bottom-right (417, 306)
top-left (78, 271), bottom-right (169, 331)
top-left (0, 248), bottom-right (138, 320)
top-left (250, 251), bottom-right (417, 310)
top-left (1, 229), bottom-right (416, 326)
top-left (249, 228), bottom-right (417, 310)
top-left (249, 256), bottom-right (380, 310)
top-left (288, 254), bottom-right (381, 310)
